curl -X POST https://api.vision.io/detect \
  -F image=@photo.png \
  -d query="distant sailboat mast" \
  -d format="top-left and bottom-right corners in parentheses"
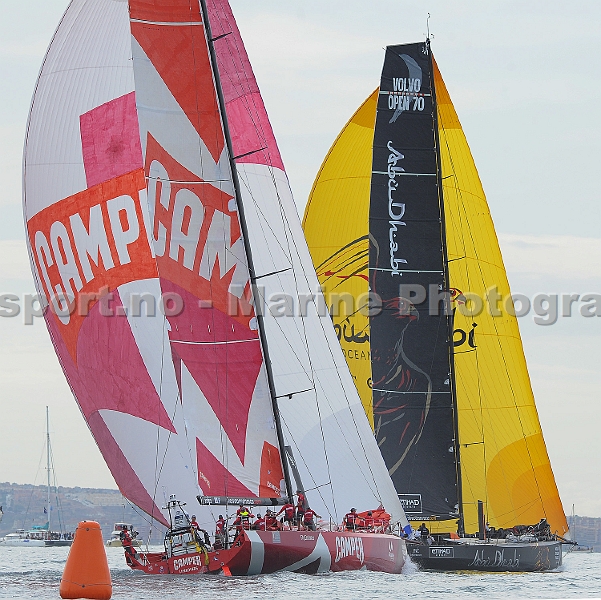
top-left (46, 406), bottom-right (51, 530)
top-left (199, 0), bottom-right (293, 501)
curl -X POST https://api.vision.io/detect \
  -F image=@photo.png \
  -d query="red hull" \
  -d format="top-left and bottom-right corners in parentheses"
top-left (126, 530), bottom-right (406, 575)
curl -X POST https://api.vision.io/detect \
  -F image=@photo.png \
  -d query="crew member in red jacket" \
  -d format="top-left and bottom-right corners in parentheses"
top-left (277, 501), bottom-right (295, 527)
top-left (252, 513), bottom-right (266, 530)
top-left (215, 515), bottom-right (226, 536)
top-left (303, 507), bottom-right (321, 531)
top-left (120, 528), bottom-right (136, 558)
top-left (295, 490), bottom-right (306, 526)
top-left (265, 509), bottom-right (279, 530)
top-left (214, 514), bottom-right (227, 550)
top-left (344, 508), bottom-right (358, 531)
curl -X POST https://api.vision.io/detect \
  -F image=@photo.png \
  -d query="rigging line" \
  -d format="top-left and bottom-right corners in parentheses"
top-left (266, 177), bottom-right (386, 506)
top-left (274, 177), bottom-right (337, 516)
top-left (215, 9), bottom-right (386, 510)
top-left (440, 115), bottom-right (546, 519)
top-left (235, 132), bottom-right (382, 507)
top-left (129, 500), bottom-right (162, 528)
top-left (234, 147), bottom-right (267, 160)
top-left (49, 442), bottom-right (66, 533)
top-left (275, 387), bottom-right (315, 399)
top-left (253, 267), bottom-right (292, 281)
top-left (211, 31), bottom-right (232, 42)
top-left (24, 437), bottom-right (47, 529)
top-left (299, 482), bottom-right (334, 493)
top-left (280, 417), bottom-right (336, 522)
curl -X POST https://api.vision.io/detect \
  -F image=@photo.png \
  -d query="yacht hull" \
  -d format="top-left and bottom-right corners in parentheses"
top-left (44, 539), bottom-right (73, 547)
top-left (407, 539), bottom-right (562, 572)
top-left (0, 538), bottom-right (46, 547)
top-left (0, 537), bottom-right (72, 547)
top-left (125, 530), bottom-right (406, 575)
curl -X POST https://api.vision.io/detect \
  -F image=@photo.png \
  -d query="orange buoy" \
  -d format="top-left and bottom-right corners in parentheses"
top-left (60, 521), bottom-right (112, 600)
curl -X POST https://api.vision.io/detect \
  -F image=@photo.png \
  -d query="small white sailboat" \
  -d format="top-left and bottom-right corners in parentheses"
top-left (0, 408), bottom-right (73, 547)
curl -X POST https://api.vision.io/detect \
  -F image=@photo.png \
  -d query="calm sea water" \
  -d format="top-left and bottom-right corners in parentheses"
top-left (0, 546), bottom-right (599, 600)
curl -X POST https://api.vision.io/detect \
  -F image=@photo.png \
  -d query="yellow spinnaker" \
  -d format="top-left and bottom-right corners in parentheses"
top-left (303, 60), bottom-right (567, 535)
top-left (303, 91), bottom-right (377, 427)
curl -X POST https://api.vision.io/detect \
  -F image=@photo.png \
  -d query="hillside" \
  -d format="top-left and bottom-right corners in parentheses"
top-left (0, 482), bottom-right (165, 543)
top-left (2, 482), bottom-right (599, 551)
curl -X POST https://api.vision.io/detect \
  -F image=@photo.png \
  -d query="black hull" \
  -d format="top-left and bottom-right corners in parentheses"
top-left (44, 540), bottom-right (72, 547)
top-left (407, 540), bottom-right (562, 572)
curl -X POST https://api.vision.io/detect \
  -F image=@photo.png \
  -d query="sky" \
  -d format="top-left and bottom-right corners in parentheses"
top-left (0, 0), bottom-right (600, 519)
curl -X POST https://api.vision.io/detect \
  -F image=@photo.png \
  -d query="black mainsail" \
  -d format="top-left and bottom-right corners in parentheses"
top-left (368, 41), bottom-right (459, 522)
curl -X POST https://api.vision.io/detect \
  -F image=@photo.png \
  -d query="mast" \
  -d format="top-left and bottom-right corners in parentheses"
top-left (198, 0), bottom-right (294, 501)
top-left (428, 39), bottom-right (464, 532)
top-left (46, 406), bottom-right (51, 532)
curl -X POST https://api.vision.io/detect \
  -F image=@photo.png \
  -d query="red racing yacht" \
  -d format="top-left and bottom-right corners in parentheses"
top-left (23, 0), bottom-right (410, 577)
top-left (124, 497), bottom-right (405, 575)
